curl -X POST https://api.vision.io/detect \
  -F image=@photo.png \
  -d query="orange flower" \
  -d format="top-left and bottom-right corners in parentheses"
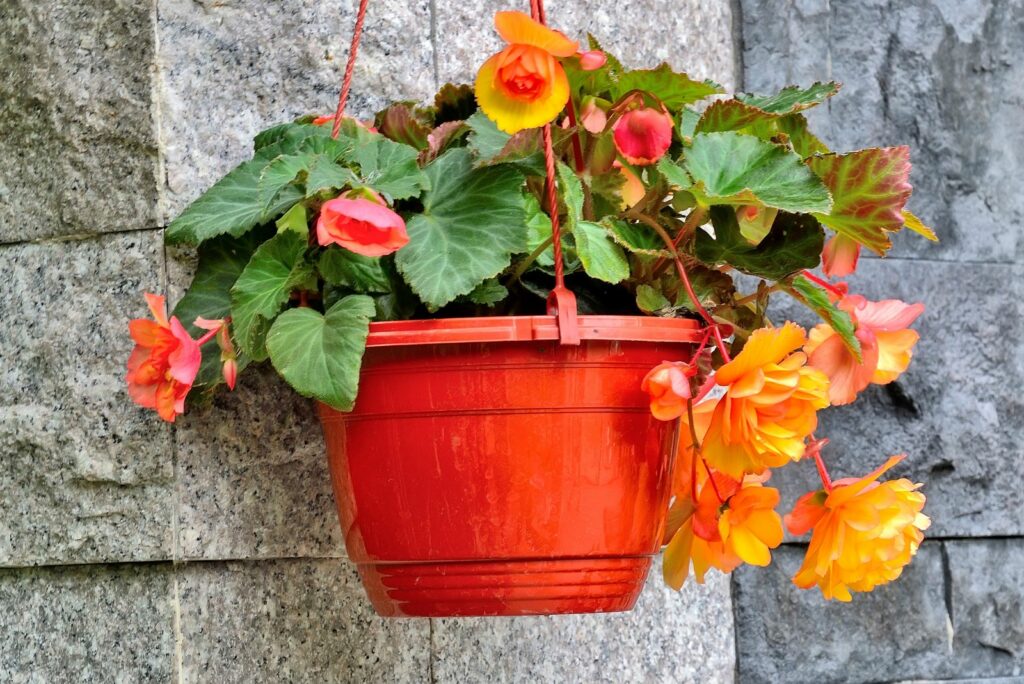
top-left (641, 360), bottom-right (697, 420)
top-left (821, 233), bottom-right (861, 277)
top-left (718, 484), bottom-right (784, 567)
top-left (612, 106), bottom-right (674, 166)
top-left (805, 295), bottom-right (924, 405)
top-left (786, 455), bottom-right (930, 601)
top-left (317, 195), bottom-right (409, 257)
top-left (701, 323), bottom-right (830, 478)
top-left (475, 11), bottom-right (578, 134)
top-left (126, 293), bottom-right (202, 422)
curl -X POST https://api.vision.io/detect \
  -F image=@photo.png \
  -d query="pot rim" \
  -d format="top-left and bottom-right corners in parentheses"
top-left (365, 314), bottom-right (703, 347)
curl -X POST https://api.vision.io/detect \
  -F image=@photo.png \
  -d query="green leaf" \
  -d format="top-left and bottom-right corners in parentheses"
top-left (466, 279), bottom-right (509, 305)
top-left (902, 209), bottom-right (938, 241)
top-left (697, 205), bottom-right (824, 280)
top-left (574, 220), bottom-right (630, 284)
top-left (230, 231), bottom-right (313, 360)
top-left (374, 102), bottom-right (432, 150)
top-left (694, 99), bottom-right (779, 134)
top-left (275, 203), bottom-right (308, 236)
top-left (788, 275), bottom-right (862, 361)
top-left (657, 157), bottom-right (693, 191)
top-left (318, 247), bottom-right (391, 293)
top-left (266, 295), bottom-right (376, 411)
top-left (777, 114), bottom-right (830, 158)
top-left (396, 148), bottom-right (527, 310)
top-left (636, 284), bottom-right (671, 313)
top-left (736, 81), bottom-right (841, 115)
top-left (676, 108), bottom-right (701, 140)
top-left (605, 217), bottom-right (669, 256)
top-left (525, 193), bottom-right (557, 267)
top-left (466, 111), bottom-right (511, 160)
top-left (305, 157), bottom-right (358, 197)
top-left (433, 83), bottom-right (478, 124)
top-left (252, 122), bottom-right (330, 152)
top-left (352, 136), bottom-right (426, 200)
top-left (612, 63), bottom-right (723, 108)
top-left (682, 132), bottom-right (832, 213)
top-left (807, 146), bottom-right (912, 255)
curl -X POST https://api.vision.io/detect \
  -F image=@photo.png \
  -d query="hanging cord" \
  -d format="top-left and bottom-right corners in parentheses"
top-left (330, 0), bottom-right (371, 139)
top-left (531, 0), bottom-right (580, 344)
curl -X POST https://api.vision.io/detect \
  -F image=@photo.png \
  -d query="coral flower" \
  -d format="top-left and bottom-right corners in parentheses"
top-left (702, 323), bottom-right (831, 478)
top-left (615, 161), bottom-right (645, 208)
top-left (805, 295), bottom-right (924, 405)
top-left (821, 233), bottom-right (861, 278)
top-left (786, 454), bottom-right (930, 601)
top-left (126, 293), bottom-right (201, 422)
top-left (475, 11), bottom-right (578, 134)
top-left (577, 50), bottom-right (607, 71)
top-left (642, 360), bottom-right (697, 420)
top-left (317, 196), bottom-right (409, 257)
top-left (612, 106), bottom-right (674, 166)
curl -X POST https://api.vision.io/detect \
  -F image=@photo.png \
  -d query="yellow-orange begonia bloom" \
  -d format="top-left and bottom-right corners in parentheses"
top-left (786, 454), bottom-right (930, 601)
top-left (475, 11), bottom-right (578, 134)
top-left (701, 323), bottom-right (831, 478)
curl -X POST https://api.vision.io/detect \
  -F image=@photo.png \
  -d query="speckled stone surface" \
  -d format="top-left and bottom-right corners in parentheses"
top-left (0, 0), bottom-right (160, 242)
top-left (758, 258), bottom-right (1024, 538)
top-left (156, 0), bottom-right (436, 222)
top-left (0, 563), bottom-right (174, 682)
top-left (435, 0), bottom-right (737, 90)
top-left (177, 558), bottom-right (429, 683)
top-left (0, 233), bottom-right (175, 566)
top-left (174, 366), bottom-right (343, 561)
top-left (740, 0), bottom-right (1024, 262)
top-left (431, 556), bottom-right (736, 683)
top-left (734, 540), bottom-right (1024, 683)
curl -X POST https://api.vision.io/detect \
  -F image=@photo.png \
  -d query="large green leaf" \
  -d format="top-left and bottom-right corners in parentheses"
top-left (694, 99), bottom-right (779, 134)
top-left (681, 132), bottom-right (832, 213)
top-left (556, 164), bottom-right (629, 284)
top-left (787, 275), bottom-right (862, 361)
top-left (266, 295), bottom-right (376, 411)
top-left (777, 114), bottom-right (830, 158)
top-left (396, 148), bottom-right (527, 310)
top-left (230, 231), bottom-right (314, 360)
top-left (807, 146), bottom-right (913, 255)
top-left (605, 217), bottom-right (669, 257)
top-left (352, 136), bottom-right (426, 200)
top-left (317, 247), bottom-right (391, 293)
top-left (466, 111), bottom-right (511, 160)
top-left (696, 205), bottom-right (823, 280)
top-left (736, 81), bottom-right (841, 115)
top-left (612, 64), bottom-right (722, 108)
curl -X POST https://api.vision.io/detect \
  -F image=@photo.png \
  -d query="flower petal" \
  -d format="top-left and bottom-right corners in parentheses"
top-left (494, 11), bottom-right (578, 56)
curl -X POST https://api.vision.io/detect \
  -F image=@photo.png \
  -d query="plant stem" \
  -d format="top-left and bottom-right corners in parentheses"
top-left (650, 207), bottom-right (708, 276)
top-left (565, 98), bottom-right (586, 173)
top-left (731, 284), bottom-right (782, 308)
top-left (801, 269), bottom-right (845, 298)
top-left (686, 399), bottom-right (700, 503)
top-left (196, 327), bottom-right (220, 346)
top-left (507, 235), bottom-right (555, 285)
top-left (808, 436), bottom-right (833, 492)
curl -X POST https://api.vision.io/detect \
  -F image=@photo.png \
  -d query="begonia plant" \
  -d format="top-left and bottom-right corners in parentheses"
top-left (126, 10), bottom-right (933, 601)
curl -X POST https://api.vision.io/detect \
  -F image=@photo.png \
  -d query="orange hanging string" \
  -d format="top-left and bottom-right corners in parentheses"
top-left (331, 0), bottom-right (371, 139)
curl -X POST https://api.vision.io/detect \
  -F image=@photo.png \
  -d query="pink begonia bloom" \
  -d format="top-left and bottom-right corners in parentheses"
top-left (317, 196), bottom-right (409, 257)
top-left (822, 233), bottom-right (861, 278)
top-left (612, 106), bottom-right (673, 166)
top-left (578, 50), bottom-right (607, 71)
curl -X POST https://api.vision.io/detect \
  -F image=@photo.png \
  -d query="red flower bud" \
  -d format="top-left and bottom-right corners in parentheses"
top-left (612, 106), bottom-right (674, 166)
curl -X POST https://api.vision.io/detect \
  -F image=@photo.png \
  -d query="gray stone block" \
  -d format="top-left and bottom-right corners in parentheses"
top-left (156, 0), bottom-right (436, 222)
top-left (761, 258), bottom-right (1024, 538)
top-left (0, 232), bottom-right (175, 566)
top-left (435, 0), bottom-right (737, 90)
top-left (0, 563), bottom-right (174, 682)
top-left (945, 539), bottom-right (1024, 676)
top-left (740, 0), bottom-right (1024, 262)
top-left (431, 555), bottom-right (735, 683)
top-left (175, 366), bottom-right (343, 561)
top-left (177, 558), bottom-right (430, 683)
top-left (733, 543), bottom-right (954, 684)
top-left (0, 0), bottom-right (160, 242)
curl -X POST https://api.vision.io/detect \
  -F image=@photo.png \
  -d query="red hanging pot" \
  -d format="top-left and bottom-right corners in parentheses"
top-left (318, 314), bottom-right (700, 617)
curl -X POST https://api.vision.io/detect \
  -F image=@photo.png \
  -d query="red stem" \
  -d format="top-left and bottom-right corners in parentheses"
top-left (802, 270), bottom-right (845, 298)
top-left (565, 98), bottom-right (586, 173)
top-left (808, 436), bottom-right (833, 492)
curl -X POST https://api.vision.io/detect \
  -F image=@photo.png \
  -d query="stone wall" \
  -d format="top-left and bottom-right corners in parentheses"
top-left (734, 1), bottom-right (1024, 682)
top-left (0, 1), bottom-right (739, 682)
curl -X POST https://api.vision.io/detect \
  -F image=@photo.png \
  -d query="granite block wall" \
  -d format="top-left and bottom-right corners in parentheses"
top-left (0, 1), bottom-right (739, 682)
top-left (733, 1), bottom-right (1024, 682)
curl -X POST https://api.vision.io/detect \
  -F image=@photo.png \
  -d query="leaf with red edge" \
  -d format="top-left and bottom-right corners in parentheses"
top-left (736, 81), bottom-right (841, 115)
top-left (695, 99), bottom-right (778, 134)
top-left (808, 146), bottom-right (913, 255)
top-left (374, 102), bottom-right (432, 151)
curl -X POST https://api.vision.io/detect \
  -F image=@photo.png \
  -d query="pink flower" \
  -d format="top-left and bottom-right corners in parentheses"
top-left (316, 196), bottom-right (409, 257)
top-left (578, 50), bottom-right (607, 71)
top-left (805, 295), bottom-right (924, 405)
top-left (195, 317), bottom-right (238, 390)
top-left (822, 233), bottom-right (861, 278)
top-left (579, 97), bottom-right (608, 134)
top-left (642, 360), bottom-right (698, 420)
top-left (613, 106), bottom-right (674, 166)
top-left (126, 293), bottom-right (201, 422)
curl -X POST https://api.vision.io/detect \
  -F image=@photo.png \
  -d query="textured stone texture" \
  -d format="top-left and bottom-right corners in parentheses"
top-left (741, 0), bottom-right (1024, 262)
top-left (156, 0), bottom-right (435, 222)
top-left (0, 233), bottom-right (174, 566)
top-left (435, 0), bottom-right (737, 90)
top-left (761, 259), bottom-right (1024, 538)
top-left (734, 540), bottom-right (1024, 683)
top-left (0, 0), bottom-right (159, 242)
top-left (175, 366), bottom-right (343, 561)
top-left (177, 558), bottom-right (429, 683)
top-left (0, 563), bottom-right (173, 682)
top-left (432, 556), bottom-right (735, 683)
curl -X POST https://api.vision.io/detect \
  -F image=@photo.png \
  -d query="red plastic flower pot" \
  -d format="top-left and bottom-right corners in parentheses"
top-left (318, 314), bottom-right (701, 617)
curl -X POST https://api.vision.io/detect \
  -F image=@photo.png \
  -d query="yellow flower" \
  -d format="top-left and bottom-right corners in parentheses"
top-left (702, 323), bottom-right (831, 478)
top-left (786, 455), bottom-right (930, 601)
top-left (474, 11), bottom-right (578, 134)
